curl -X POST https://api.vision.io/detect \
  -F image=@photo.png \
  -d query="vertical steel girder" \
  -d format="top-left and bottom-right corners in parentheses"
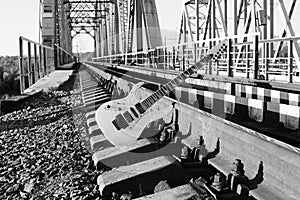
top-left (46, 0), bottom-right (73, 67)
top-left (98, 0), bottom-right (162, 55)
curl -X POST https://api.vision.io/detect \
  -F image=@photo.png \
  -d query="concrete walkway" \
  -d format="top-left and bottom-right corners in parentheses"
top-left (24, 70), bottom-right (73, 94)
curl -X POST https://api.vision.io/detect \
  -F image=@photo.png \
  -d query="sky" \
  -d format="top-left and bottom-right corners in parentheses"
top-left (1, 0), bottom-right (300, 56)
top-left (0, 0), bottom-right (182, 56)
top-left (72, 0), bottom-right (184, 53)
top-left (0, 0), bottom-right (40, 56)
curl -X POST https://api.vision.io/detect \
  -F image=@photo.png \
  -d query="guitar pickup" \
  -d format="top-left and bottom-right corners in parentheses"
top-left (123, 111), bottom-right (134, 123)
top-left (112, 120), bottom-right (121, 130)
top-left (115, 114), bottom-right (129, 129)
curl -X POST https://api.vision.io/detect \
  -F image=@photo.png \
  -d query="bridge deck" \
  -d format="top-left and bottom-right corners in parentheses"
top-left (81, 62), bottom-right (300, 200)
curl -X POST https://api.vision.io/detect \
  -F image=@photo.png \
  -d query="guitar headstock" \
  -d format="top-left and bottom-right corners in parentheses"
top-left (207, 39), bottom-right (228, 62)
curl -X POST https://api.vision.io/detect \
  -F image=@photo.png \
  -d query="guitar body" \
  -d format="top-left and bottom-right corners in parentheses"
top-left (95, 39), bottom-right (228, 146)
top-left (95, 82), bottom-right (173, 146)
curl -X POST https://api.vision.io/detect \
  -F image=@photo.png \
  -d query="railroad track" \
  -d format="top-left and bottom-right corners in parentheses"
top-left (79, 63), bottom-right (300, 200)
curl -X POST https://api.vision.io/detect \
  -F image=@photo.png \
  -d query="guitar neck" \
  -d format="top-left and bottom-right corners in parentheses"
top-left (140, 54), bottom-right (212, 109)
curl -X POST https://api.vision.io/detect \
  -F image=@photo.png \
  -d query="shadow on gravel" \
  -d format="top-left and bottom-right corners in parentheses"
top-left (57, 62), bottom-right (82, 92)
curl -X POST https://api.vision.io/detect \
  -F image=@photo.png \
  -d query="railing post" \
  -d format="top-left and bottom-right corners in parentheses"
top-left (253, 35), bottom-right (259, 79)
top-left (246, 44), bottom-right (250, 79)
top-left (227, 38), bottom-right (233, 77)
top-left (39, 46), bottom-right (43, 79)
top-left (182, 44), bottom-right (185, 71)
top-left (163, 47), bottom-right (166, 70)
top-left (51, 48), bottom-right (55, 72)
top-left (54, 44), bottom-right (58, 70)
top-left (28, 41), bottom-right (32, 87)
top-left (19, 37), bottom-right (24, 94)
top-left (43, 47), bottom-right (47, 75)
top-left (154, 48), bottom-right (158, 68)
top-left (59, 48), bottom-right (62, 65)
top-left (34, 44), bottom-right (38, 83)
top-left (288, 39), bottom-right (293, 83)
top-left (173, 46), bottom-right (176, 69)
top-left (264, 43), bottom-right (269, 81)
top-left (194, 43), bottom-right (197, 65)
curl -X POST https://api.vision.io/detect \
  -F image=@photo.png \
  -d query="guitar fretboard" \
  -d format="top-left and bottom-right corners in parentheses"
top-left (140, 55), bottom-right (212, 110)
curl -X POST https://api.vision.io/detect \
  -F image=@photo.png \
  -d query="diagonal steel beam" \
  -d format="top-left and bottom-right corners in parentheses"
top-left (277, 0), bottom-right (300, 69)
top-left (274, 0), bottom-right (297, 57)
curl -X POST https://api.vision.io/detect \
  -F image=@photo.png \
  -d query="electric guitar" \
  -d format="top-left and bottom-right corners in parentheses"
top-left (96, 40), bottom-right (228, 146)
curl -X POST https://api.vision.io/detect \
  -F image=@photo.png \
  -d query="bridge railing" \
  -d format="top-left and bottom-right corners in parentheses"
top-left (54, 44), bottom-right (74, 66)
top-left (93, 33), bottom-right (300, 83)
top-left (259, 36), bottom-right (300, 83)
top-left (19, 36), bottom-right (73, 93)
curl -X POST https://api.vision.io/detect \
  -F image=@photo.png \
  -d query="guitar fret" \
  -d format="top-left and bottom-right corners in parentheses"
top-left (158, 89), bottom-right (164, 97)
top-left (170, 80), bottom-right (176, 87)
top-left (146, 98), bottom-right (151, 106)
top-left (143, 101), bottom-right (148, 108)
top-left (183, 70), bottom-right (191, 75)
top-left (141, 102), bottom-right (148, 110)
top-left (167, 84), bottom-right (174, 90)
top-left (166, 83), bottom-right (172, 91)
top-left (150, 96), bottom-right (155, 103)
top-left (146, 99), bottom-right (151, 106)
top-left (174, 77), bottom-right (181, 85)
top-left (180, 73), bottom-right (187, 79)
top-left (151, 96), bottom-right (156, 102)
top-left (146, 99), bottom-right (151, 107)
top-left (152, 96), bottom-right (157, 103)
top-left (186, 67), bottom-right (194, 75)
top-left (161, 86), bottom-right (167, 94)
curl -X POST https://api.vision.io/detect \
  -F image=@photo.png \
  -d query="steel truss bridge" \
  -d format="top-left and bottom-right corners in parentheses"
top-left (19, 0), bottom-right (300, 93)
top-left (17, 0), bottom-right (300, 200)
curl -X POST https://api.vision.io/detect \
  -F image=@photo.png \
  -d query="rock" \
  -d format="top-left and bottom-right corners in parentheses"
top-left (154, 180), bottom-right (171, 193)
top-left (0, 83), bottom-right (99, 199)
top-left (48, 168), bottom-right (60, 177)
top-left (23, 181), bottom-right (34, 193)
top-left (20, 191), bottom-right (27, 198)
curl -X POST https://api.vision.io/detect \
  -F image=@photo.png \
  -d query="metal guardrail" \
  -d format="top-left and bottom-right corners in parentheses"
top-left (54, 44), bottom-right (74, 66)
top-left (19, 36), bottom-right (74, 93)
top-left (93, 33), bottom-right (300, 84)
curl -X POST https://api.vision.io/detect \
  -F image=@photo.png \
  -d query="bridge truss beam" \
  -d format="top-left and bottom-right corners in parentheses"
top-left (95, 0), bottom-right (163, 57)
top-left (178, 0), bottom-right (300, 72)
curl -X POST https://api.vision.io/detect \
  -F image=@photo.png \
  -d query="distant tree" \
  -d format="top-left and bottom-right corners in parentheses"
top-left (0, 56), bottom-right (20, 98)
top-left (0, 67), bottom-right (3, 81)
